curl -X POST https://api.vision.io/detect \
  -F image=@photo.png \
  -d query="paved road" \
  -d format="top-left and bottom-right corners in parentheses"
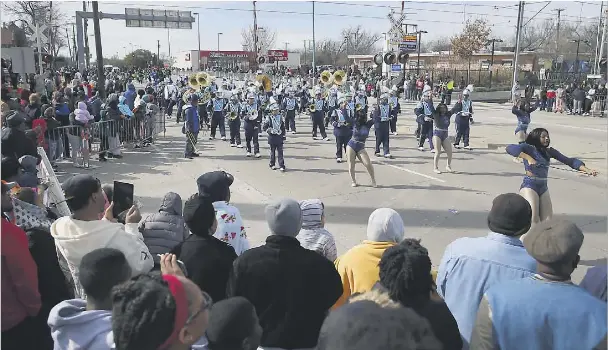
top-left (60, 94), bottom-right (607, 282)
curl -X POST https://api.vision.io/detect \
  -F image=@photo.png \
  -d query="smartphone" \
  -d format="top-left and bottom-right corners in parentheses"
top-left (112, 181), bottom-right (134, 218)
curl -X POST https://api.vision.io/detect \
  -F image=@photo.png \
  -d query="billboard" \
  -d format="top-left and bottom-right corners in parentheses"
top-left (267, 50), bottom-right (288, 61)
top-left (399, 34), bottom-right (418, 53)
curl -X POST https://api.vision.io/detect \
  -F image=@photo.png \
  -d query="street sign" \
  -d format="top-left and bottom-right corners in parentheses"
top-left (391, 64), bottom-right (402, 72)
top-left (267, 50), bottom-right (288, 61)
top-left (398, 34), bottom-right (418, 52)
top-left (27, 23), bottom-right (48, 45)
top-left (124, 8), bottom-right (194, 29)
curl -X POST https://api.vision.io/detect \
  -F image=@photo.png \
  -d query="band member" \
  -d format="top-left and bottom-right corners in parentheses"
top-left (243, 94), bottom-right (261, 158)
top-left (414, 91), bottom-right (435, 152)
top-left (281, 89), bottom-right (299, 134)
top-left (330, 98), bottom-right (353, 163)
top-left (431, 103), bottom-right (453, 174)
top-left (183, 94), bottom-right (200, 159)
top-left (311, 90), bottom-right (329, 141)
top-left (297, 84), bottom-right (309, 114)
top-left (262, 103), bottom-right (286, 172)
top-left (207, 91), bottom-right (226, 140)
top-left (198, 87), bottom-right (210, 127)
top-left (512, 99), bottom-right (537, 143)
top-left (388, 89), bottom-right (400, 135)
top-left (451, 89), bottom-right (474, 150)
top-left (324, 87), bottom-right (339, 128)
top-left (372, 94), bottom-right (392, 158)
top-left (225, 95), bottom-right (243, 148)
top-left (346, 109), bottom-right (376, 187)
top-left (506, 128), bottom-right (598, 224)
top-left (354, 90), bottom-right (368, 117)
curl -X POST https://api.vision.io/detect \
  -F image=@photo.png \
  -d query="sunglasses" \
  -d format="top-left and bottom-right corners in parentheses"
top-left (185, 291), bottom-right (213, 325)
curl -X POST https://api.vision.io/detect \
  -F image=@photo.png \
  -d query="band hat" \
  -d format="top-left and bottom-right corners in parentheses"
top-left (523, 218), bottom-right (584, 265)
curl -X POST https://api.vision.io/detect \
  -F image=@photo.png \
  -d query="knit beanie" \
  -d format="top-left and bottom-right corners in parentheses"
top-left (265, 198), bottom-right (302, 237)
top-left (487, 193), bottom-right (532, 236)
top-left (183, 193), bottom-right (216, 237)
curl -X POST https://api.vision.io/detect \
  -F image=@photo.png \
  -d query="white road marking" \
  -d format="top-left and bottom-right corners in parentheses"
top-left (375, 159), bottom-right (447, 183)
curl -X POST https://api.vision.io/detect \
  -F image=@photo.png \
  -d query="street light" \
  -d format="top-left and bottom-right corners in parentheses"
top-left (487, 38), bottom-right (503, 88)
top-left (194, 12), bottom-right (201, 71)
top-left (415, 30), bottom-right (428, 75)
top-left (570, 38), bottom-right (590, 74)
top-left (217, 32), bottom-right (223, 52)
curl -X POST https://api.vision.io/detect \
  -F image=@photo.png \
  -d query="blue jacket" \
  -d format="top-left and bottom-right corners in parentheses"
top-left (184, 105), bottom-right (200, 134)
top-left (124, 84), bottom-right (136, 110)
top-left (436, 232), bottom-right (536, 348)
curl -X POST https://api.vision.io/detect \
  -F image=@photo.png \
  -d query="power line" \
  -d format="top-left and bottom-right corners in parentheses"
top-left (523, 1), bottom-right (552, 27)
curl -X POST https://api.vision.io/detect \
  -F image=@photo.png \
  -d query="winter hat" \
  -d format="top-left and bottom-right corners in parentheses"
top-left (265, 198), bottom-right (302, 237)
top-left (366, 208), bottom-right (405, 243)
top-left (183, 193), bottom-right (215, 236)
top-left (523, 218), bottom-right (584, 265)
top-left (487, 193), bottom-right (532, 236)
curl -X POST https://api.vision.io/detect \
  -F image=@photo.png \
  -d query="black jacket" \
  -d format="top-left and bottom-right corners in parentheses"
top-left (226, 235), bottom-right (343, 349)
top-left (1, 127), bottom-right (39, 161)
top-left (172, 233), bottom-right (237, 302)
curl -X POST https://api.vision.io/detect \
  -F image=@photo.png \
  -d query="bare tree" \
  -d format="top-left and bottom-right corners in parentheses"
top-left (341, 25), bottom-right (382, 55)
top-left (241, 25), bottom-right (277, 54)
top-left (314, 39), bottom-right (344, 66)
top-left (512, 19), bottom-right (555, 52)
top-left (451, 18), bottom-right (492, 81)
top-left (425, 36), bottom-right (452, 52)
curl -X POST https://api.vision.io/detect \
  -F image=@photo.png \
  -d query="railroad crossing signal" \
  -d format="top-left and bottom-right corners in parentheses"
top-left (387, 10), bottom-right (407, 41)
top-left (27, 22), bottom-right (48, 45)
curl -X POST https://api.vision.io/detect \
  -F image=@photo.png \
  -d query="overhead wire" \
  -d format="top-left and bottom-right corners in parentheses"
top-left (522, 1), bottom-right (552, 27)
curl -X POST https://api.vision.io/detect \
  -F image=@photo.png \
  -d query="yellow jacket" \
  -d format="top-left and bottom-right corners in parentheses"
top-left (332, 240), bottom-right (397, 309)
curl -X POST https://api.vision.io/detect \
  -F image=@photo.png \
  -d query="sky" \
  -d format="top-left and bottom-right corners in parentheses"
top-left (5, 0), bottom-right (605, 59)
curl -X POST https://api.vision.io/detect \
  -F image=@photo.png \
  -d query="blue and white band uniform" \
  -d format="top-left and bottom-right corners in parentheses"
top-left (246, 104), bottom-right (258, 119)
top-left (462, 100), bottom-right (471, 113)
top-left (423, 102), bottom-right (432, 116)
top-left (389, 96), bottom-right (398, 107)
top-left (380, 105), bottom-right (390, 122)
top-left (337, 110), bottom-right (346, 124)
top-left (328, 95), bottom-right (337, 107)
top-left (213, 99), bottom-right (224, 112)
top-left (356, 96), bottom-right (366, 108)
top-left (228, 103), bottom-right (240, 113)
top-left (285, 98), bottom-right (296, 110)
top-left (315, 99), bottom-right (324, 111)
top-left (268, 115), bottom-right (282, 135)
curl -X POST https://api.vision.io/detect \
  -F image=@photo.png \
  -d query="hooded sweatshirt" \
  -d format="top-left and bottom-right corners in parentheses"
top-left (51, 217), bottom-right (154, 298)
top-left (47, 299), bottom-right (114, 350)
top-left (17, 155), bottom-right (39, 188)
top-left (332, 208), bottom-right (405, 309)
top-left (124, 83), bottom-right (136, 110)
top-left (74, 101), bottom-right (94, 124)
top-left (139, 192), bottom-right (189, 255)
top-left (296, 199), bottom-right (337, 261)
top-left (118, 96), bottom-right (134, 118)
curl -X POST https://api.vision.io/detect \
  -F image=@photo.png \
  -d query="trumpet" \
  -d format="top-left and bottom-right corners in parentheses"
top-left (228, 111), bottom-right (238, 121)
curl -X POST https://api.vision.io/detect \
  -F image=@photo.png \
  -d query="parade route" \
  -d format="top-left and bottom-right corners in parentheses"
top-left (57, 100), bottom-right (607, 282)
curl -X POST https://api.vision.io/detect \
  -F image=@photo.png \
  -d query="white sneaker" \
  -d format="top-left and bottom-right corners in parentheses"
top-left (254, 153), bottom-right (261, 158)
top-left (230, 143), bottom-right (236, 147)
top-left (237, 144), bottom-right (243, 148)
top-left (279, 167), bottom-right (286, 172)
top-left (431, 149), bottom-right (436, 153)
top-left (221, 136), bottom-right (226, 141)
top-left (351, 182), bottom-right (358, 187)
top-left (393, 132), bottom-right (398, 136)
top-left (445, 165), bottom-right (453, 173)
top-left (313, 137), bottom-right (320, 140)
top-left (418, 146), bottom-right (424, 151)
top-left (324, 137), bottom-right (331, 141)
top-left (453, 144), bottom-right (462, 149)
top-left (270, 165), bottom-right (277, 170)
top-left (246, 152), bottom-right (252, 157)
top-left (464, 145), bottom-right (472, 150)
top-left (384, 153), bottom-right (392, 159)
top-left (209, 136), bottom-right (214, 140)
top-left (336, 158), bottom-right (342, 163)
top-left (291, 131), bottom-right (296, 134)
top-left (434, 168), bottom-right (441, 174)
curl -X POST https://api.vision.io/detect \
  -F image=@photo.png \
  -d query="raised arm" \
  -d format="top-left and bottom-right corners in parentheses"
top-left (547, 147), bottom-right (598, 176)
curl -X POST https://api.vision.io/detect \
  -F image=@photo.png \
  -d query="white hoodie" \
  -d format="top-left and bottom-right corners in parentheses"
top-left (212, 201), bottom-right (250, 256)
top-left (51, 217), bottom-right (154, 298)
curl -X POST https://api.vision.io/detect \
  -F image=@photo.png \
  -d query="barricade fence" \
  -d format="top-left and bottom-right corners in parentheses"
top-left (536, 95), bottom-right (606, 117)
top-left (38, 110), bottom-right (165, 168)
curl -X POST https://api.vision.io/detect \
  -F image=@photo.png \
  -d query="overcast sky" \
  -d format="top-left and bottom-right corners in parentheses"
top-left (11, 1), bottom-right (605, 58)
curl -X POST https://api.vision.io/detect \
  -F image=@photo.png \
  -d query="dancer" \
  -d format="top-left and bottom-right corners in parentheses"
top-left (225, 95), bottom-right (243, 148)
top-left (451, 89), bottom-right (474, 150)
top-left (281, 89), bottom-right (299, 134)
top-left (372, 93), bottom-right (393, 158)
top-left (330, 98), bottom-right (353, 163)
top-left (388, 89), bottom-right (400, 135)
top-left (311, 89), bottom-right (329, 141)
top-left (414, 91), bottom-right (435, 152)
top-left (207, 91), bottom-right (226, 141)
top-left (346, 108), bottom-right (377, 188)
top-left (512, 99), bottom-right (537, 143)
top-left (243, 94), bottom-right (261, 158)
top-left (431, 103), bottom-right (453, 174)
top-left (506, 128), bottom-right (598, 224)
top-left (262, 103), bottom-right (286, 172)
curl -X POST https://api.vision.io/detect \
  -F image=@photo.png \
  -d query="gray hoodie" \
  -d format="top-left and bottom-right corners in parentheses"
top-left (47, 299), bottom-right (114, 350)
top-left (139, 192), bottom-right (189, 255)
top-left (296, 199), bottom-right (337, 261)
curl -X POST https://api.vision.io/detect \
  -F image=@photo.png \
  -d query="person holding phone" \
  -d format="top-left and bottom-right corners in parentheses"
top-left (50, 175), bottom-right (154, 298)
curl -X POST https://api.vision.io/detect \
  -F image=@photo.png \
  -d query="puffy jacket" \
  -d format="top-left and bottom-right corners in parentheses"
top-left (139, 192), bottom-right (189, 255)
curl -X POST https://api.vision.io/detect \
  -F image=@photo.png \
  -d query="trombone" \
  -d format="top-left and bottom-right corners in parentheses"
top-left (185, 130), bottom-right (199, 153)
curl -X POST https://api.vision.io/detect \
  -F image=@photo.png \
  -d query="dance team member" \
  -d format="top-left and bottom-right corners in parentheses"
top-left (451, 89), bottom-right (474, 150)
top-left (346, 109), bottom-right (377, 188)
top-left (431, 103), bottom-right (453, 174)
top-left (372, 94), bottom-right (393, 159)
top-left (506, 128), bottom-right (598, 224)
top-left (330, 98), bottom-right (353, 163)
top-left (512, 99), bottom-right (537, 143)
top-left (414, 91), bottom-right (435, 152)
top-left (262, 103), bottom-right (286, 172)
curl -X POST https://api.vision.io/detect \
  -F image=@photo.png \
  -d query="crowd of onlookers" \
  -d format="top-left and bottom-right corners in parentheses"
top-left (2, 163), bottom-right (606, 349)
top-left (538, 82), bottom-right (607, 117)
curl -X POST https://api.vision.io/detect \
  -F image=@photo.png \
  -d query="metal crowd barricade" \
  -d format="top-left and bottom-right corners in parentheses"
top-left (39, 109), bottom-right (165, 169)
top-left (590, 96), bottom-right (606, 118)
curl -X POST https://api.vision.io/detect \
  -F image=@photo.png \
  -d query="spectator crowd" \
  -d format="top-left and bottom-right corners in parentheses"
top-left (1, 163), bottom-right (607, 350)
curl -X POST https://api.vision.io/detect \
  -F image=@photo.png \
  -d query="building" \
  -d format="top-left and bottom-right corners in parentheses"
top-left (174, 50), bottom-right (255, 71)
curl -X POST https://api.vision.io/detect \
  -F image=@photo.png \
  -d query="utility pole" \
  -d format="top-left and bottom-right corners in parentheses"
top-left (157, 40), bottom-right (160, 66)
top-left (512, 1), bottom-right (524, 100)
top-left (83, 1), bottom-right (91, 68)
top-left (303, 40), bottom-right (307, 65)
top-left (284, 42), bottom-right (289, 51)
top-left (488, 38), bottom-right (503, 88)
top-left (66, 28), bottom-right (73, 63)
top-left (312, 1), bottom-right (316, 79)
top-left (92, 1), bottom-right (105, 98)
top-left (594, 3), bottom-right (605, 74)
top-left (72, 24), bottom-right (77, 67)
top-left (599, 6), bottom-right (608, 77)
top-left (555, 8), bottom-right (565, 58)
top-left (167, 29), bottom-right (171, 64)
top-left (253, 1), bottom-right (259, 71)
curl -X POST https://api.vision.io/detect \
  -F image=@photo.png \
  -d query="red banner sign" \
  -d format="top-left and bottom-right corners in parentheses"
top-left (267, 50), bottom-right (288, 61)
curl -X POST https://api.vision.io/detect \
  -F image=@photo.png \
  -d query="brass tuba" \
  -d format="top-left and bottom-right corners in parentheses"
top-left (255, 74), bottom-right (272, 92)
top-left (320, 71), bottom-right (333, 86)
top-left (197, 72), bottom-right (211, 87)
top-left (188, 74), bottom-right (199, 89)
top-left (333, 70), bottom-right (346, 86)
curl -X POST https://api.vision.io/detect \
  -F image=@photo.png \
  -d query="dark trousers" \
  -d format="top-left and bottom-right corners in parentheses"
top-left (335, 134), bottom-right (349, 158)
top-left (198, 105), bottom-right (209, 126)
top-left (325, 107), bottom-right (336, 127)
top-left (244, 122), bottom-right (259, 153)
top-left (375, 121), bottom-right (390, 155)
top-left (2, 316), bottom-right (52, 350)
top-left (312, 113), bottom-right (327, 138)
top-left (418, 120), bottom-right (434, 149)
top-left (176, 100), bottom-right (184, 122)
top-left (269, 143), bottom-right (285, 168)
top-left (285, 110), bottom-right (296, 132)
top-left (210, 111), bottom-right (226, 138)
top-left (166, 99), bottom-right (176, 115)
top-left (389, 111), bottom-right (398, 133)
top-left (229, 118), bottom-right (241, 145)
top-left (454, 123), bottom-right (470, 146)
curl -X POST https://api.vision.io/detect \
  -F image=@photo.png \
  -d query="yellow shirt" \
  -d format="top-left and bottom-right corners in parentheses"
top-left (332, 240), bottom-right (397, 309)
top-left (447, 80), bottom-right (454, 90)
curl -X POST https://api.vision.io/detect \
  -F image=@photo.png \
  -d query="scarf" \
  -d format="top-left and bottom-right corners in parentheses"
top-left (12, 198), bottom-right (52, 231)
